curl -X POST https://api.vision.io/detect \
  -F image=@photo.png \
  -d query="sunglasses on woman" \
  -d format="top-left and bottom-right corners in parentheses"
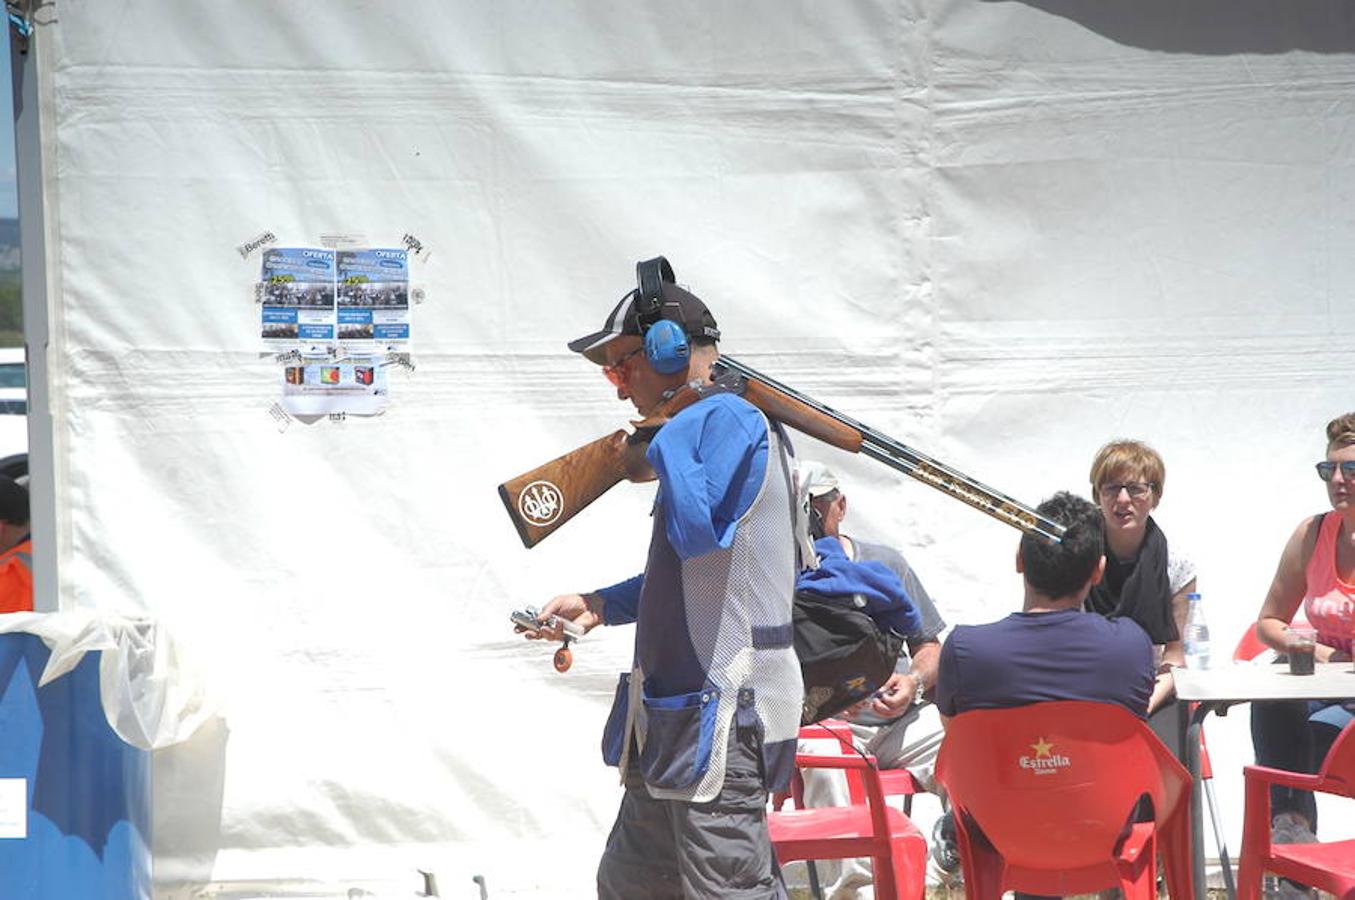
top-left (1315, 461), bottom-right (1355, 482)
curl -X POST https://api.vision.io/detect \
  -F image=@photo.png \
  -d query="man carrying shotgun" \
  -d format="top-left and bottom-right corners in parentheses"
top-left (526, 257), bottom-right (802, 900)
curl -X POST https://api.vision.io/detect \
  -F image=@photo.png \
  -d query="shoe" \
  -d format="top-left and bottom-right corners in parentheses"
top-left (1272, 878), bottom-right (1316, 900)
top-left (825, 869), bottom-right (872, 900)
top-left (931, 811), bottom-right (961, 875)
top-left (1269, 813), bottom-right (1318, 900)
top-left (1271, 811), bottom-right (1316, 845)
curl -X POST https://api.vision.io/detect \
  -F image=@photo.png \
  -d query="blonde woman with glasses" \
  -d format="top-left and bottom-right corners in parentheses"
top-left (1087, 440), bottom-right (1198, 750)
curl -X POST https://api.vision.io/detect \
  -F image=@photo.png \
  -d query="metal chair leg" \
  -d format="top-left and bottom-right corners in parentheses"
top-left (807, 860), bottom-right (824, 900)
top-left (1205, 776), bottom-right (1237, 900)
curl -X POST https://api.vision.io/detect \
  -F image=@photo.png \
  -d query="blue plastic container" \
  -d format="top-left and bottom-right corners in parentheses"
top-left (0, 631), bottom-right (151, 898)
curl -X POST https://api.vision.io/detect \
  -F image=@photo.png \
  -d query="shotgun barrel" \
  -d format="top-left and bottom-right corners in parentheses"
top-left (715, 357), bottom-right (1064, 545)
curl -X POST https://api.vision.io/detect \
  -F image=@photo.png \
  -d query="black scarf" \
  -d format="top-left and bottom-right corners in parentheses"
top-left (1086, 516), bottom-right (1178, 644)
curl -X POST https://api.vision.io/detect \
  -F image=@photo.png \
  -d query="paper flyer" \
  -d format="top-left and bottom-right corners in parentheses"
top-left (260, 248), bottom-right (337, 351)
top-left (257, 243), bottom-right (415, 419)
top-left (337, 249), bottom-right (410, 353)
top-left (280, 357), bottom-right (389, 416)
top-left (0, 778), bottom-right (26, 839)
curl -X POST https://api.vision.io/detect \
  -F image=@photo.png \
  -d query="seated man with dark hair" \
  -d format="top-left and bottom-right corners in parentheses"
top-left (935, 490), bottom-right (1154, 720)
top-left (931, 492), bottom-right (1155, 877)
top-left (0, 476), bottom-right (30, 613)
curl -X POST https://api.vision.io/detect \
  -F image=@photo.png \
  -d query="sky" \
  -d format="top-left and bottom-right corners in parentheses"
top-left (0, 24), bottom-right (17, 219)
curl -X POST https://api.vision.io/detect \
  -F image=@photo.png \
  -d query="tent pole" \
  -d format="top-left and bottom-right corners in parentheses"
top-left (10, 10), bottom-right (56, 612)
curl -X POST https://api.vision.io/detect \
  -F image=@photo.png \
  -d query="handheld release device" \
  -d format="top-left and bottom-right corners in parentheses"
top-left (511, 606), bottom-right (584, 672)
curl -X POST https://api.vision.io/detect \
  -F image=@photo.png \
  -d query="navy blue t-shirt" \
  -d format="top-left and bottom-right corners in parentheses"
top-left (935, 608), bottom-right (1154, 719)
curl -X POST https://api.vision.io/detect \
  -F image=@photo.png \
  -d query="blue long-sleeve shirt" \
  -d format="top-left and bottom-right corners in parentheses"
top-left (595, 393), bottom-right (769, 625)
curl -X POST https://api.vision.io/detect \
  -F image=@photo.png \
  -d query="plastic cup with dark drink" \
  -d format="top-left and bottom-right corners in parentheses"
top-left (1285, 626), bottom-right (1318, 676)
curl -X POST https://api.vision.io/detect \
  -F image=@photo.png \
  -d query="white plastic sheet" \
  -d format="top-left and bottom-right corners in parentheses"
top-left (0, 612), bottom-right (216, 750)
top-left (28, 0), bottom-right (1355, 895)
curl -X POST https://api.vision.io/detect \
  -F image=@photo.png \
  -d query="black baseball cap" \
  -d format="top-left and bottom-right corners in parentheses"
top-left (567, 278), bottom-right (720, 366)
top-left (0, 477), bottom-right (28, 526)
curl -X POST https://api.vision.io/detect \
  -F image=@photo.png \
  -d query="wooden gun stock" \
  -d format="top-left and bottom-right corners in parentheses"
top-left (497, 429), bottom-right (631, 549)
top-left (497, 380), bottom-right (710, 548)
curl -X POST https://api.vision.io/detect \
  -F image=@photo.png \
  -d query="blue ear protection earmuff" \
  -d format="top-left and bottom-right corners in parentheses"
top-left (643, 319), bottom-right (690, 375)
top-left (634, 256), bottom-right (690, 375)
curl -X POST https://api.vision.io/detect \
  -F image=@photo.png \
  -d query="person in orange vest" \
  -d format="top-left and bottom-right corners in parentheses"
top-left (0, 476), bottom-right (31, 613)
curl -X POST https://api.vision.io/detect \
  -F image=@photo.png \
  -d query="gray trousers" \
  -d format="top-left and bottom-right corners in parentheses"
top-left (597, 724), bottom-right (788, 900)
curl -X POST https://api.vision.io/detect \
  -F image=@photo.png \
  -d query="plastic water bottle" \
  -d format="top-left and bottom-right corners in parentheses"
top-left (1183, 591), bottom-right (1212, 669)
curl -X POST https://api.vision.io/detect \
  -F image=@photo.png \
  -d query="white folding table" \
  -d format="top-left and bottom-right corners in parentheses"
top-left (1173, 662), bottom-right (1355, 900)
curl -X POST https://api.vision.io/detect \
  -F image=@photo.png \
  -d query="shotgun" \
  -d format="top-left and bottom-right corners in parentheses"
top-left (497, 355), bottom-right (1065, 548)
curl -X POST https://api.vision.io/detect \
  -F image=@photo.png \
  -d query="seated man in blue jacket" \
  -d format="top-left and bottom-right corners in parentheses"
top-left (794, 461), bottom-right (944, 899)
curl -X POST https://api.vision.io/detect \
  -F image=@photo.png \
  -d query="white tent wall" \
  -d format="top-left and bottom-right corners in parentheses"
top-left (27, 0), bottom-right (1355, 895)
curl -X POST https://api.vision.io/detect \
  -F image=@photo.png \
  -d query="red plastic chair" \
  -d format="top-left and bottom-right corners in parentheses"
top-left (1237, 720), bottom-right (1355, 899)
top-left (879, 768), bottom-right (924, 813)
top-left (769, 750), bottom-right (927, 900)
top-left (775, 720), bottom-right (927, 900)
top-left (785, 720), bottom-right (924, 812)
top-left (935, 701), bottom-right (1194, 900)
top-left (787, 721), bottom-right (865, 809)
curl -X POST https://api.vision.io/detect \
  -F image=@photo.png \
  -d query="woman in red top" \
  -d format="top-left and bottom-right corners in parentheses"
top-left (1251, 411), bottom-right (1355, 845)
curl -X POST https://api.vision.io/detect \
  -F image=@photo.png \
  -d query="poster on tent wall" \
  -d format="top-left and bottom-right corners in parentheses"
top-left (337, 248), bottom-right (410, 355)
top-left (258, 246), bottom-right (411, 417)
top-left (279, 357), bottom-right (389, 416)
top-left (259, 248), bottom-right (337, 353)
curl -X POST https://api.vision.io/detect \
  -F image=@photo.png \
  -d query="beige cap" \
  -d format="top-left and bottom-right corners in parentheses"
top-left (798, 460), bottom-right (840, 498)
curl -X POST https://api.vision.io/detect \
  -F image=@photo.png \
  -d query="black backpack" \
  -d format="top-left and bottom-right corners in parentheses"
top-left (793, 590), bottom-right (905, 725)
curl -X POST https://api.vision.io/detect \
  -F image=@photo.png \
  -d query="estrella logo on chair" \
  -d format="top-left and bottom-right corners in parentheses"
top-left (1017, 737), bottom-right (1070, 775)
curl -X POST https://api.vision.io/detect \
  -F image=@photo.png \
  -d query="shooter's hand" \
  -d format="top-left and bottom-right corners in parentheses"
top-left (621, 422), bottom-right (664, 483)
top-left (521, 593), bottom-right (603, 641)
